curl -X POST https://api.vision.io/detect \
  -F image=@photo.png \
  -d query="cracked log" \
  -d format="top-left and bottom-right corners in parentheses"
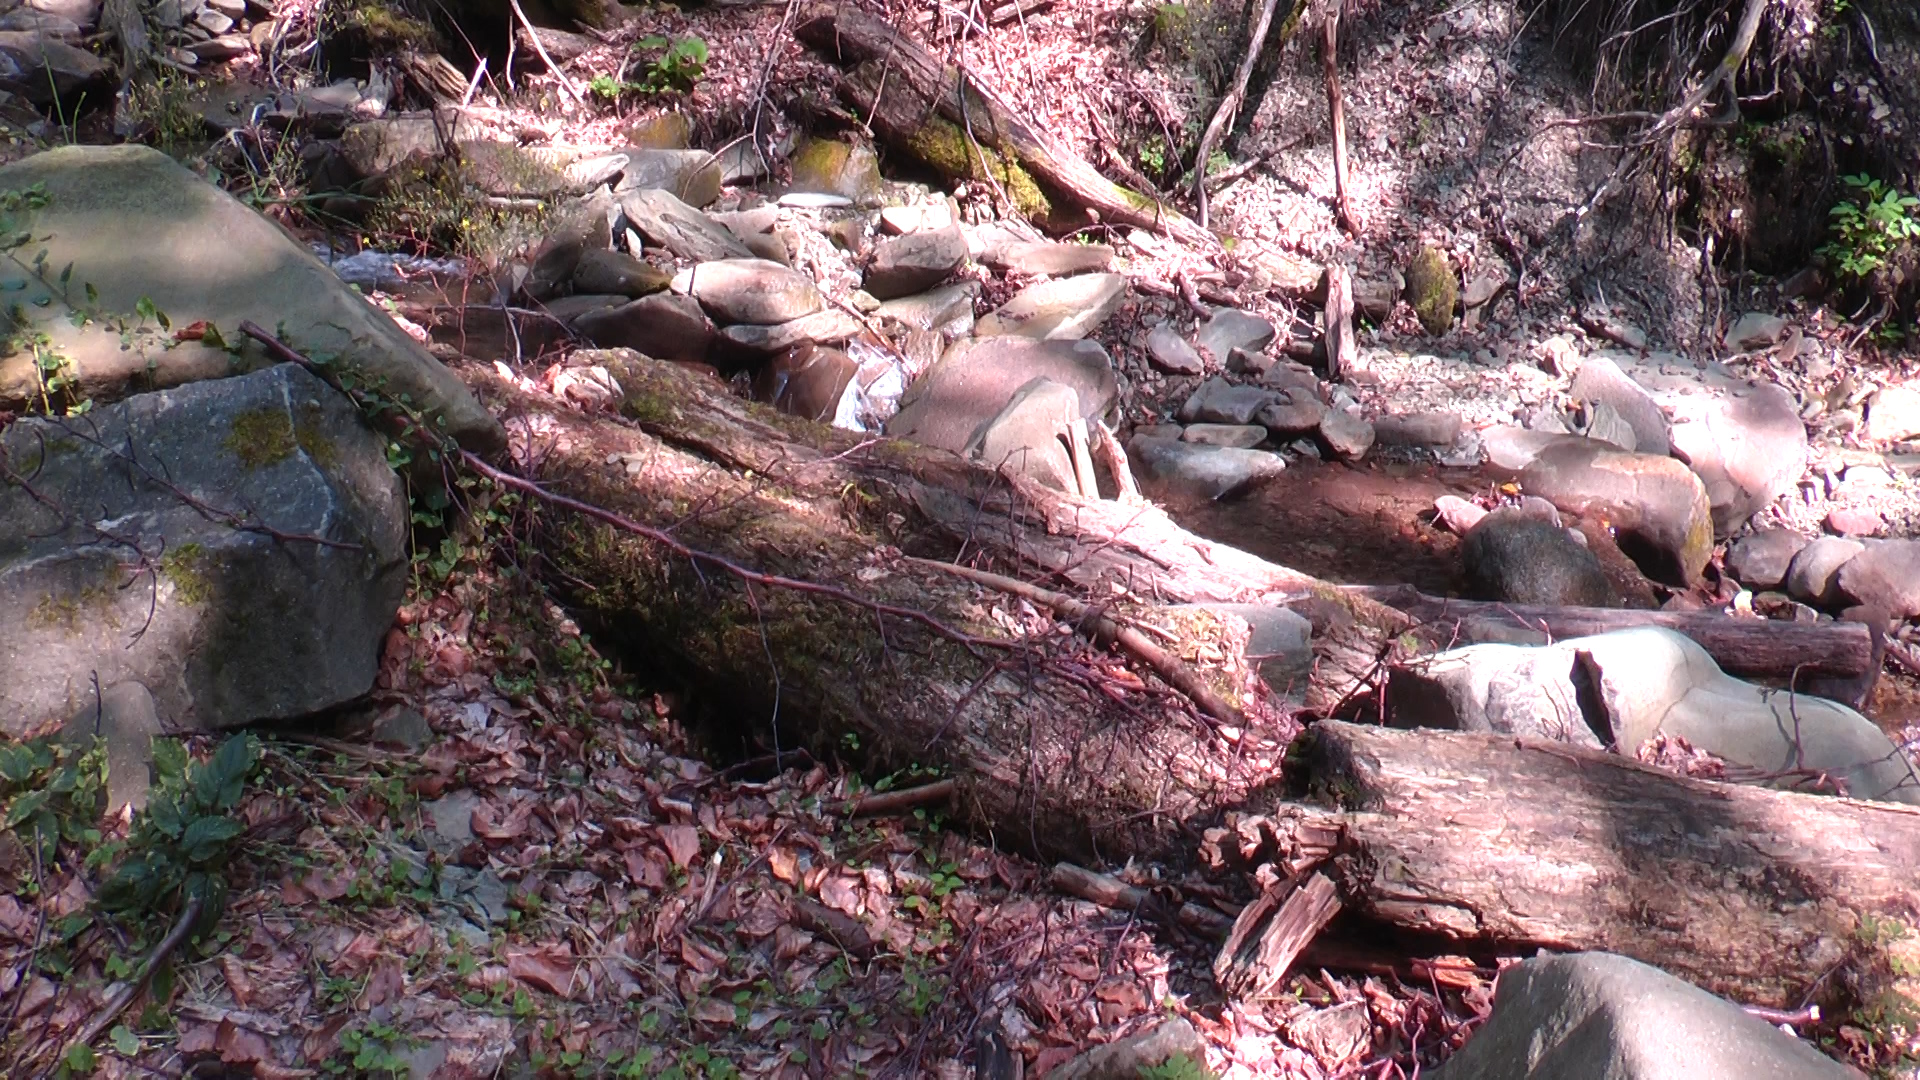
top-left (794, 5), bottom-right (1213, 247)
top-left (1269, 721), bottom-right (1920, 1009)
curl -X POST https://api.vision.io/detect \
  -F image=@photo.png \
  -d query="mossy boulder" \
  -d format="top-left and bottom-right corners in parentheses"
top-left (628, 112), bottom-right (691, 149)
top-left (0, 364), bottom-right (407, 735)
top-left (1404, 246), bottom-right (1458, 336)
top-left (789, 136), bottom-right (883, 203)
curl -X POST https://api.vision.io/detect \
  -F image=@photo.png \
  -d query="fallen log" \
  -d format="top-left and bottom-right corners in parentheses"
top-left (1268, 721), bottom-right (1920, 1009)
top-left (795, 6), bottom-right (1214, 247)
top-left (1349, 584), bottom-right (1880, 705)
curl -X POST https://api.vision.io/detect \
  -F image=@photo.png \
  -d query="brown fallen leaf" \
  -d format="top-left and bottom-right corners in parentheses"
top-left (658, 824), bottom-right (701, 868)
top-left (768, 846), bottom-right (799, 884)
top-left (507, 945), bottom-right (581, 999)
top-left (818, 874), bottom-right (860, 916)
top-left (219, 954), bottom-right (257, 1008)
top-left (472, 799), bottom-right (534, 841)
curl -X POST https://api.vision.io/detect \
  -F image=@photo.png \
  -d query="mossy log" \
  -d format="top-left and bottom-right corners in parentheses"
top-left (468, 351), bottom-right (1402, 863)
top-left (1272, 721), bottom-right (1920, 1010)
top-left (794, 5), bottom-right (1215, 247)
top-left (465, 353), bottom-right (1920, 1005)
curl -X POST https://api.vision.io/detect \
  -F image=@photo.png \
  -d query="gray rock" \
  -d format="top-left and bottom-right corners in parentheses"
top-left (1431, 953), bottom-right (1859, 1080)
top-left (338, 112), bottom-right (490, 179)
top-left (1481, 427), bottom-right (1586, 471)
top-left (888, 337), bottom-right (1116, 456)
top-left (1182, 423), bottom-right (1266, 449)
top-left (1866, 384), bottom-right (1920, 443)
top-left (1373, 411), bottom-right (1462, 448)
top-left (370, 706), bottom-right (434, 752)
top-left (1254, 391), bottom-right (1327, 436)
top-left (1046, 1018), bottom-right (1207, 1080)
top-left (570, 248), bottom-right (672, 298)
top-left (878, 203), bottom-right (953, 235)
top-left (424, 789), bottom-right (480, 853)
top-left (676, 258), bottom-right (824, 326)
top-left (1572, 356), bottom-right (1671, 455)
top-left (975, 273), bottom-right (1126, 341)
top-left (1667, 382), bottom-right (1808, 538)
top-left (1520, 440), bottom-right (1714, 586)
top-left (1581, 401), bottom-right (1641, 452)
top-left (1785, 537), bottom-right (1866, 608)
top-left (1389, 634), bottom-right (1608, 746)
top-left (183, 33), bottom-right (249, 62)
top-left (965, 378), bottom-right (1083, 493)
top-left (1725, 530), bottom-right (1811, 591)
top-left (1145, 324), bottom-right (1204, 375)
top-left (1194, 308), bottom-right (1276, 365)
top-left (520, 189), bottom-right (620, 302)
top-left (1462, 509), bottom-right (1617, 607)
top-left (1317, 408), bottom-right (1375, 461)
top-left (620, 187), bottom-right (755, 263)
top-left (1835, 539), bottom-right (1920, 618)
top-left (0, 29), bottom-right (108, 103)
top-left (0, 364), bottom-right (407, 735)
top-left (1177, 377), bottom-right (1277, 425)
top-left (0, 145), bottom-right (501, 451)
top-left (719, 309), bottom-right (863, 357)
top-left (608, 148), bottom-right (723, 207)
top-left (1169, 604), bottom-right (1313, 687)
top-left (573, 293), bottom-right (715, 363)
top-left (788, 137), bottom-right (882, 203)
top-left (977, 240), bottom-right (1115, 277)
top-left (749, 344), bottom-right (857, 424)
top-left (1226, 346), bottom-right (1274, 376)
top-left (863, 224), bottom-right (968, 300)
top-left (544, 293), bottom-right (627, 323)
top-left (1262, 362), bottom-right (1321, 397)
top-left (874, 281), bottom-right (980, 334)
top-left (1128, 435), bottom-right (1286, 501)
top-left (60, 681), bottom-right (160, 812)
top-left (1724, 311), bottom-right (1789, 351)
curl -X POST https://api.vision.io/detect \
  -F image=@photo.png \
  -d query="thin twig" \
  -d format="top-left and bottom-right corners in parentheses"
top-left (507, 0), bottom-right (581, 102)
top-left (45, 898), bottom-right (204, 1079)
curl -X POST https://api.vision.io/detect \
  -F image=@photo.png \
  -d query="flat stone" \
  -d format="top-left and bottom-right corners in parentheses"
top-left (572, 293), bottom-right (714, 363)
top-left (863, 224), bottom-right (968, 300)
top-left (1254, 391), bottom-right (1327, 436)
top-left (1581, 401), bottom-right (1640, 452)
top-left (1177, 377), bottom-right (1277, 425)
top-left (183, 33), bottom-right (251, 62)
top-left (570, 248), bottom-right (672, 298)
top-left (1372, 411), bottom-right (1461, 448)
top-left (878, 202), bottom-right (954, 235)
top-left (0, 30), bottom-right (109, 101)
top-left (0, 364), bottom-right (407, 735)
top-left (1128, 436), bottom-right (1286, 501)
top-left (424, 790), bottom-right (480, 854)
top-left (1725, 311), bottom-right (1789, 351)
top-left (974, 273), bottom-right (1126, 341)
top-left (676, 258), bottom-right (824, 326)
top-left (1571, 355), bottom-right (1671, 456)
top-left (1194, 308), bottom-right (1276, 365)
top-left (1462, 508), bottom-right (1616, 607)
top-left (619, 187), bottom-right (755, 263)
top-left (1431, 953), bottom-right (1860, 1080)
top-left (1261, 362), bottom-right (1320, 396)
top-left (608, 148), bottom-right (723, 207)
top-left (544, 294), bottom-right (626, 323)
top-left (1666, 382), bottom-right (1808, 538)
top-left (1724, 529), bottom-right (1810, 591)
top-left (1317, 408), bottom-right (1375, 461)
top-left (718, 308), bottom-right (863, 357)
top-left (1785, 537), bottom-right (1866, 608)
top-left (965, 377), bottom-right (1082, 493)
top-left (1480, 427), bottom-right (1587, 471)
top-left (1145, 324), bottom-right (1204, 375)
top-left (873, 281), bottom-right (979, 334)
top-left (1836, 539), bottom-right (1920, 619)
top-left (59, 681), bottom-right (160, 812)
top-left (977, 240), bottom-right (1115, 277)
top-left (1226, 346), bottom-right (1274, 375)
top-left (1826, 507), bottom-right (1884, 538)
top-left (1520, 441), bottom-right (1714, 586)
top-left (1181, 423), bottom-right (1266, 448)
top-left (0, 145), bottom-right (500, 450)
top-left (888, 337), bottom-right (1116, 456)
top-left (1866, 384), bottom-right (1920, 443)
top-left (370, 706), bottom-right (433, 752)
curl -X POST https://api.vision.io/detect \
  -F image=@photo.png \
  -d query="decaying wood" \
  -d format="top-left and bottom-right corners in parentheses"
top-left (795, 6), bottom-right (1214, 246)
top-left (1350, 584), bottom-right (1879, 703)
top-left (1278, 721), bottom-right (1920, 1008)
top-left (1190, 0), bottom-right (1307, 228)
top-left (1213, 870), bottom-right (1341, 999)
top-left (1047, 862), bottom-right (1234, 937)
top-left (1323, 264), bottom-right (1355, 383)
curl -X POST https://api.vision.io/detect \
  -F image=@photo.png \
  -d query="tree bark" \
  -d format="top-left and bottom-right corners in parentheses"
top-left (795, 6), bottom-right (1214, 246)
top-left (1266, 721), bottom-right (1920, 1009)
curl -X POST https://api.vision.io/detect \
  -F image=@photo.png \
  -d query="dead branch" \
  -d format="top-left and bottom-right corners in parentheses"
top-left (1192, 0), bottom-right (1308, 228)
top-left (1321, 0), bottom-right (1359, 235)
top-left (837, 779), bottom-right (958, 817)
top-left (44, 897), bottom-right (203, 1079)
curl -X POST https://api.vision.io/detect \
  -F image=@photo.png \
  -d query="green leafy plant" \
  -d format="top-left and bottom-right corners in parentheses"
top-left (0, 735), bottom-right (108, 872)
top-left (1138, 1053), bottom-right (1217, 1080)
top-left (95, 734), bottom-right (261, 932)
top-left (1821, 173), bottom-right (1920, 282)
top-left (594, 35), bottom-right (709, 101)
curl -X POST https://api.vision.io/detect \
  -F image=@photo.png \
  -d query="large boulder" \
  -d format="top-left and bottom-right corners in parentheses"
top-left (675, 258), bottom-right (824, 326)
top-left (0, 145), bottom-right (501, 451)
top-left (619, 187), bottom-right (755, 263)
top-left (1461, 509), bottom-right (1617, 607)
top-left (1835, 539), bottom-right (1920, 618)
top-left (863, 225), bottom-right (967, 300)
top-left (1431, 953), bottom-right (1856, 1080)
top-left (964, 377), bottom-right (1083, 493)
top-left (1390, 627), bottom-right (1920, 805)
top-left (1128, 435), bottom-right (1286, 501)
top-left (1667, 382), bottom-right (1808, 538)
top-left (0, 364), bottom-right (408, 735)
top-left (887, 337), bottom-right (1116, 457)
top-left (1520, 440), bottom-right (1714, 586)
top-left (1570, 355), bottom-right (1671, 455)
top-left (974, 273), bottom-right (1126, 340)
top-left (572, 293), bottom-right (715, 363)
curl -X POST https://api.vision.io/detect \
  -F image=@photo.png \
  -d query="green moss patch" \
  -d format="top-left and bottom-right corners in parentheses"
top-left (162, 543), bottom-right (212, 605)
top-left (1405, 246), bottom-right (1457, 336)
top-left (225, 407), bottom-right (297, 469)
top-left (904, 118), bottom-right (1052, 222)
